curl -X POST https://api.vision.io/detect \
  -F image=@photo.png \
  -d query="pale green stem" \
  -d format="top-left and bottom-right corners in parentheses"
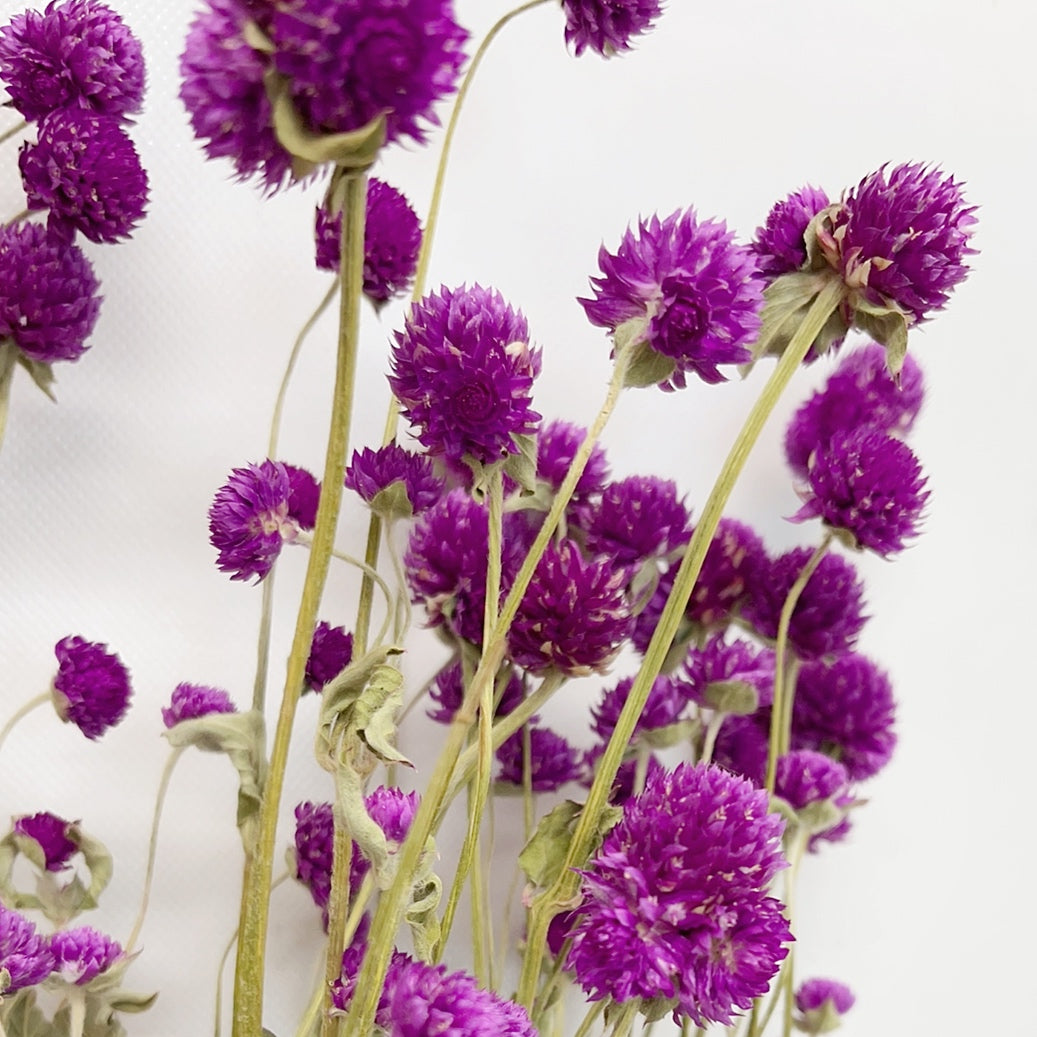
top-left (67, 988), bottom-right (86, 1037)
top-left (531, 936), bottom-right (574, 1022)
top-left (700, 712), bottom-right (726, 767)
top-left (354, 512), bottom-right (382, 654)
top-left (0, 1014), bottom-right (7, 1037)
top-left (321, 813), bottom-right (352, 1037)
top-left (384, 524), bottom-right (411, 643)
top-left (326, 544), bottom-right (394, 643)
top-left (0, 119), bottom-right (26, 146)
top-left (295, 982), bottom-right (324, 1037)
top-left (0, 340), bottom-right (17, 458)
top-left (571, 1000), bottom-right (607, 1037)
top-left (608, 1000), bottom-right (639, 1037)
top-left (231, 171), bottom-right (369, 1037)
top-left (632, 743), bottom-right (650, 796)
top-left (522, 722), bottom-right (535, 839)
top-left (0, 691), bottom-right (49, 756)
top-left (515, 278), bottom-right (845, 1010)
top-left (251, 572), bottom-right (277, 714)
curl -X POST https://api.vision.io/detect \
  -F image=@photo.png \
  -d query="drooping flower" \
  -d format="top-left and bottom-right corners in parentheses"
top-left (752, 184), bottom-right (831, 278)
top-left (795, 977), bottom-right (856, 1033)
top-left (584, 475), bottom-right (690, 567)
top-left (12, 812), bottom-right (79, 872)
top-left (305, 621), bottom-right (354, 693)
top-left (51, 635), bottom-right (131, 740)
top-left (0, 904), bottom-right (54, 994)
top-left (425, 657), bottom-right (524, 724)
top-left (496, 725), bottom-right (583, 791)
top-left (580, 208), bottom-right (764, 388)
top-left (0, 0), bottom-right (145, 122)
top-left (560, 0), bottom-right (663, 57)
top-left (684, 634), bottom-right (776, 710)
top-left (161, 683), bottom-right (237, 728)
top-left (48, 926), bottom-right (122, 985)
top-left (389, 285), bottom-right (541, 466)
top-left (0, 221), bottom-right (101, 363)
top-left (345, 443), bottom-right (444, 517)
top-left (19, 110), bottom-right (148, 244)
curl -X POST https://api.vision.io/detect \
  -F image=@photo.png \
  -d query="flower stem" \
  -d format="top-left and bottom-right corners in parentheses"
top-left (67, 988), bottom-right (86, 1037)
top-left (353, 513), bottom-right (383, 653)
top-left (251, 572), bottom-right (276, 715)
top-left (571, 1000), bottom-right (607, 1037)
top-left (0, 119), bottom-right (26, 146)
top-left (0, 340), bottom-right (18, 460)
top-left (0, 691), bottom-right (49, 756)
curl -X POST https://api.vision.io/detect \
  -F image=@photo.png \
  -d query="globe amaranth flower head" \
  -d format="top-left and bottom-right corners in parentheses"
top-left (0, 904), bottom-right (54, 994)
top-left (161, 683), bottom-right (237, 728)
top-left (580, 208), bottom-right (764, 388)
top-left (19, 110), bottom-right (149, 244)
top-left (13, 812), bottom-right (79, 872)
top-left (345, 443), bottom-right (444, 518)
top-left (590, 673), bottom-right (688, 742)
top-left (752, 184), bottom-right (831, 278)
top-left (315, 178), bottom-right (422, 306)
top-left (51, 635), bottom-right (131, 740)
top-left (208, 459), bottom-right (320, 583)
top-left (0, 0), bottom-right (145, 122)
top-left (49, 926), bottom-right (122, 985)
top-left (389, 285), bottom-right (542, 466)
top-left (684, 634), bottom-right (776, 711)
top-left (496, 724), bottom-right (583, 792)
top-left (567, 763), bottom-right (791, 1026)
top-left (584, 475), bottom-right (690, 567)
top-left (305, 621), bottom-right (354, 693)
top-left (561, 0), bottom-right (663, 57)
top-left (535, 418), bottom-right (611, 508)
top-left (795, 978), bottom-right (856, 1033)
top-left (0, 221), bottom-right (101, 363)
top-left (426, 657), bottom-right (523, 724)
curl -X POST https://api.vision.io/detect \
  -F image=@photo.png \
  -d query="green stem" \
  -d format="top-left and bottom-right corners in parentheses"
top-left (0, 119), bottom-right (26, 146)
top-left (251, 572), bottom-right (276, 715)
top-left (0, 691), bottom-right (49, 756)
top-left (321, 814), bottom-right (352, 1037)
top-left (67, 988), bottom-right (86, 1037)
top-left (353, 512), bottom-right (382, 653)
top-left (516, 278), bottom-right (844, 1010)
top-left (0, 340), bottom-right (18, 460)
top-left (571, 1000), bottom-right (607, 1037)
top-left (608, 1000), bottom-right (639, 1037)
top-left (231, 170), bottom-right (369, 1037)
top-left (700, 711), bottom-right (725, 767)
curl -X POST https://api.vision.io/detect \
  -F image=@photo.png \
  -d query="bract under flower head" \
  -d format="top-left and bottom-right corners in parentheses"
top-left (580, 208), bottom-right (764, 388)
top-left (49, 926), bottom-right (122, 985)
top-left (305, 621), bottom-right (354, 692)
top-left (13, 812), bottom-right (78, 872)
top-left (51, 635), bottom-right (131, 740)
top-left (561, 0), bottom-right (663, 57)
top-left (0, 904), bottom-right (54, 994)
top-left (684, 634), bottom-right (776, 710)
top-left (162, 683), bottom-right (237, 728)
top-left (752, 184), bottom-right (831, 278)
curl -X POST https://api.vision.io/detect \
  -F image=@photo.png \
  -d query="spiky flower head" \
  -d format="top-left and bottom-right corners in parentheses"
top-left (567, 763), bottom-right (791, 1025)
top-left (580, 208), bottom-right (764, 388)
top-left (348, 786), bottom-right (418, 895)
top-left (48, 926), bottom-right (122, 985)
top-left (535, 418), bottom-right (611, 507)
top-left (426, 657), bottom-right (524, 724)
top-left (561, 0), bottom-right (663, 57)
top-left (585, 475), bottom-right (690, 566)
top-left (0, 221), bottom-right (101, 363)
top-left (389, 285), bottom-right (541, 466)
top-left (161, 683), bottom-right (237, 728)
top-left (774, 750), bottom-right (849, 812)
top-left (684, 634), bottom-right (776, 711)
top-left (795, 978), bottom-right (856, 1033)
top-left (285, 463), bottom-right (321, 528)
top-left (345, 443), bottom-right (444, 518)
top-left (590, 673), bottom-right (688, 742)
top-left (0, 0), bottom-right (145, 122)
top-left (712, 714), bottom-right (769, 787)
top-left (51, 635), bottom-right (131, 740)
top-left (305, 621), bottom-right (354, 693)
top-left (20, 110), bottom-right (148, 244)
top-left (752, 184), bottom-right (831, 278)
top-left (12, 812), bottom-right (78, 872)
top-left (0, 904), bottom-right (54, 994)
top-left (496, 725), bottom-right (583, 791)
top-left (292, 801), bottom-right (334, 918)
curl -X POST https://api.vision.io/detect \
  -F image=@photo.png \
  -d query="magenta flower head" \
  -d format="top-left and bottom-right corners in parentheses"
top-left (585, 475), bottom-right (690, 567)
top-left (775, 750), bottom-right (849, 812)
top-left (51, 635), bottom-right (131, 740)
top-left (305, 621), bottom-right (354, 693)
top-left (535, 418), bottom-right (611, 507)
top-left (293, 801), bottom-right (334, 917)
top-left (792, 427), bottom-right (929, 556)
top-left (315, 178), bottom-right (422, 306)
top-left (496, 725), bottom-right (583, 791)
top-left (389, 285), bottom-right (542, 466)
top-left (12, 812), bottom-right (79, 872)
top-left (684, 634), bottom-right (776, 711)
top-left (49, 926), bottom-right (122, 985)
top-left (426, 657), bottom-right (523, 724)
top-left (0, 222), bottom-right (101, 363)
top-left (567, 763), bottom-right (791, 1026)
top-left (0, 0), bottom-right (145, 122)
top-left (752, 184), bottom-right (831, 278)
top-left (0, 904), bottom-right (54, 995)
top-left (580, 208), bottom-right (764, 388)
top-left (19, 110), bottom-right (149, 244)
top-left (161, 683), bottom-right (237, 728)
top-left (348, 786), bottom-right (418, 895)
top-left (345, 443), bottom-right (444, 518)
top-left (795, 978), bottom-right (856, 1033)
top-left (561, 0), bottom-right (663, 57)
top-left (591, 672), bottom-right (688, 742)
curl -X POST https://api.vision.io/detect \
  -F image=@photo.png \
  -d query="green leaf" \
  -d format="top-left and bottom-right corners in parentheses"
top-left (368, 480), bottom-right (413, 522)
top-left (518, 801), bottom-right (582, 889)
top-left (701, 679), bottom-right (759, 716)
top-left (622, 342), bottom-right (675, 389)
top-left (405, 866), bottom-right (443, 962)
top-left (13, 351), bottom-right (57, 401)
top-left (502, 433), bottom-right (538, 495)
top-left (1, 989), bottom-right (59, 1037)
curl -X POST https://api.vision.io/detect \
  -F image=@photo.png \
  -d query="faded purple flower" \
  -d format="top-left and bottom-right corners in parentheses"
top-left (796, 977), bottom-right (856, 1032)
top-left (51, 635), bottom-right (131, 740)
top-left (426, 657), bottom-right (523, 724)
top-left (496, 725), bottom-right (582, 791)
top-left (585, 475), bottom-right (690, 566)
top-left (0, 904), bottom-right (53, 994)
top-left (305, 621), bottom-right (354, 693)
top-left (561, 0), bottom-right (663, 57)
top-left (684, 634), bottom-right (776, 710)
top-left (345, 443), bottom-right (444, 517)
top-left (49, 926), bottom-right (122, 985)
top-left (13, 812), bottom-right (78, 872)
top-left (161, 683), bottom-right (237, 728)
top-left (752, 184), bottom-right (831, 278)
top-left (590, 673), bottom-right (687, 742)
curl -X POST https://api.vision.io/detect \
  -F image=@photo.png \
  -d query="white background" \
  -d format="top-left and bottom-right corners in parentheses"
top-left (0, 1), bottom-right (1034, 1034)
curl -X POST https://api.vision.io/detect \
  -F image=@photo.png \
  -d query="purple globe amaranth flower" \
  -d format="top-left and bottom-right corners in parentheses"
top-left (496, 725), bottom-right (583, 791)
top-left (567, 763), bottom-right (791, 1026)
top-left (12, 812), bottom-right (79, 872)
top-left (315, 178), bottom-right (422, 306)
top-left (785, 341), bottom-right (925, 480)
top-left (49, 926), bottom-right (122, 985)
top-left (293, 801), bottom-right (335, 916)
top-left (0, 221), bottom-right (101, 363)
top-left (348, 786), bottom-right (419, 895)
top-left (426, 657), bottom-right (523, 724)
top-left (161, 682), bottom-right (237, 728)
top-left (0, 0), bottom-right (145, 122)
top-left (591, 673), bottom-right (688, 742)
top-left (745, 547), bottom-right (867, 661)
top-left (305, 621), bottom-right (354, 693)
top-left (712, 713), bottom-right (770, 787)
top-left (535, 418), bottom-right (611, 507)
top-left (561, 0), bottom-right (663, 57)
top-left (752, 184), bottom-right (831, 278)
top-left (775, 750), bottom-right (849, 814)
top-left (792, 426), bottom-right (929, 556)
top-left (796, 977), bottom-right (856, 1032)
top-left (0, 904), bottom-right (54, 994)
top-left (19, 110), bottom-right (148, 244)
top-left (580, 208), bottom-right (764, 388)
top-left (345, 443), bottom-right (444, 518)
top-left (389, 285), bottom-right (542, 466)
top-left (285, 463), bottom-right (321, 529)
top-left (509, 539), bottom-right (632, 676)
top-left (51, 635), bottom-right (131, 740)
top-left (585, 475), bottom-right (690, 567)
top-left (684, 634), bottom-right (776, 711)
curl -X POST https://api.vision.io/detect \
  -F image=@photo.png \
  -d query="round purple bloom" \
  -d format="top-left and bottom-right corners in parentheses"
top-left (684, 634), bottom-right (776, 710)
top-left (349, 786), bottom-right (419, 896)
top-left (49, 926), bottom-right (122, 985)
top-left (20, 110), bottom-right (148, 244)
top-left (590, 673), bottom-right (687, 742)
top-left (51, 635), bottom-right (131, 740)
top-left (561, 0), bottom-right (663, 57)
top-left (293, 801), bottom-right (335, 917)
top-left (13, 812), bottom-right (78, 872)
top-left (161, 683), bottom-right (237, 728)
top-left (752, 184), bottom-right (831, 278)
top-left (496, 725), bottom-right (582, 791)
top-left (567, 763), bottom-right (791, 1026)
top-left (0, 904), bottom-right (54, 994)
top-left (580, 208), bottom-right (764, 388)
top-left (712, 713), bottom-right (769, 787)
top-left (796, 977), bottom-right (855, 1020)
top-left (509, 539), bottom-right (632, 676)
top-left (345, 443), bottom-right (444, 517)
top-left (426, 657), bottom-right (523, 724)
top-left (389, 285), bottom-right (542, 466)
top-left (285, 463), bottom-right (321, 530)
top-left (775, 750), bottom-right (849, 812)
top-left (315, 178), bottom-right (422, 305)
top-left (305, 621), bottom-right (354, 693)
top-left (0, 221), bottom-right (101, 363)
top-left (535, 418), bottom-right (611, 507)
top-left (0, 0), bottom-right (145, 122)
top-left (585, 475), bottom-right (690, 566)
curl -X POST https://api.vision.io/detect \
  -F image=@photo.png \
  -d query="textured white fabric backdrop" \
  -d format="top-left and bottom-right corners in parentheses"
top-left (0, 1), bottom-right (1033, 1034)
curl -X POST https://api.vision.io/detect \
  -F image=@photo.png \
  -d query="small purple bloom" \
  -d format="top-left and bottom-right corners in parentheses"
top-left (496, 725), bottom-right (583, 791)
top-left (712, 713), bottom-right (770, 787)
top-left (12, 812), bottom-right (78, 872)
top-left (349, 786), bottom-right (419, 896)
top-left (51, 635), bottom-right (131, 740)
top-left (775, 749), bottom-right (849, 812)
top-left (0, 221), bottom-right (101, 363)
top-left (584, 475), bottom-right (690, 567)
top-left (796, 977), bottom-right (856, 1026)
top-left (0, 904), bottom-right (54, 994)
top-left (161, 683), bottom-right (237, 728)
top-left (426, 657), bottom-right (523, 724)
top-left (752, 184), bottom-right (831, 278)
top-left (345, 443), bottom-right (444, 517)
top-left (293, 801), bottom-right (335, 917)
top-left (684, 634), bottom-right (776, 710)
top-left (590, 673), bottom-right (687, 742)
top-left (20, 110), bottom-right (148, 244)
top-left (49, 926), bottom-right (122, 985)
top-left (285, 463), bottom-right (321, 530)
top-left (561, 0), bottom-right (663, 57)
top-left (305, 621), bottom-right (354, 693)
top-left (535, 418), bottom-right (611, 507)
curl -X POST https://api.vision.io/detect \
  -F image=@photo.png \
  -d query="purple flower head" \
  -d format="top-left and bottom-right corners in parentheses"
top-left (305, 621), bottom-right (354, 693)
top-left (0, 221), bottom-right (101, 363)
top-left (561, 0), bottom-right (663, 57)
top-left (49, 926), bottom-right (122, 985)
top-left (315, 178), bottom-right (422, 306)
top-left (775, 750), bottom-right (849, 812)
top-left (51, 635), bottom-right (131, 740)
top-left (712, 714), bottom-right (770, 787)
top-left (792, 427), bottom-right (929, 556)
top-left (752, 184), bottom-right (831, 278)
top-left (509, 539), bottom-right (632, 676)
top-left (745, 547), bottom-right (867, 661)
top-left (285, 463), bottom-right (321, 529)
top-left (496, 725), bottom-right (583, 791)
top-left (0, 904), bottom-right (54, 994)
top-left (590, 673), bottom-right (687, 742)
top-left (389, 285), bottom-right (542, 466)
top-left (684, 634), bottom-right (776, 710)
top-left (20, 110), bottom-right (148, 244)
top-left (348, 786), bottom-right (419, 896)
top-left (580, 208), bottom-right (764, 388)
top-left (593, 751), bottom-right (668, 806)
top-left (567, 763), bottom-right (791, 1025)
top-left (793, 653), bottom-right (896, 781)
top-left (535, 418), bottom-right (611, 507)
top-left (0, 0), bottom-right (145, 122)
top-left (796, 977), bottom-right (856, 1028)
top-left (161, 683), bottom-right (237, 728)
top-left (785, 341), bottom-right (925, 480)
top-left (12, 812), bottom-right (79, 872)
top-left (830, 163), bottom-right (977, 323)
top-left (293, 801), bottom-right (334, 917)
top-left (585, 475), bottom-right (690, 567)
top-left (345, 443), bottom-right (444, 517)
top-left (426, 657), bottom-right (523, 724)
